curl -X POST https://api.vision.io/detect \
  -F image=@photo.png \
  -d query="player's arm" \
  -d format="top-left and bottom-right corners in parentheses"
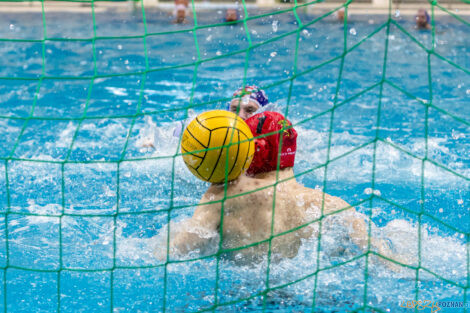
top-left (298, 187), bottom-right (409, 269)
top-left (168, 187), bottom-right (222, 257)
top-left (338, 209), bottom-right (412, 270)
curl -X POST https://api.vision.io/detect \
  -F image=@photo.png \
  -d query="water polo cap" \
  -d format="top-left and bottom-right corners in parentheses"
top-left (175, 4), bottom-right (187, 11)
top-left (245, 111), bottom-right (297, 175)
top-left (424, 10), bottom-right (430, 23)
top-left (229, 85), bottom-right (269, 110)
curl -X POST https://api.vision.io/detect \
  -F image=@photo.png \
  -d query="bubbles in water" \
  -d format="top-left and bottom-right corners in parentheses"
top-left (466, 89), bottom-right (470, 95)
top-left (270, 51), bottom-right (277, 58)
top-left (272, 20), bottom-right (279, 32)
top-left (117, 44), bottom-right (123, 50)
top-left (349, 28), bottom-right (357, 36)
top-left (216, 51), bottom-right (222, 56)
top-left (206, 35), bottom-right (212, 42)
top-left (394, 10), bottom-right (400, 17)
top-left (9, 24), bottom-right (15, 30)
top-left (302, 29), bottom-right (310, 37)
top-left (451, 129), bottom-right (465, 140)
top-left (457, 199), bottom-right (463, 205)
top-left (364, 188), bottom-right (381, 196)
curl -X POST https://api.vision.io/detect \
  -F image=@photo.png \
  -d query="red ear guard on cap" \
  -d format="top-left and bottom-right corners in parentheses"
top-left (245, 111), bottom-right (297, 175)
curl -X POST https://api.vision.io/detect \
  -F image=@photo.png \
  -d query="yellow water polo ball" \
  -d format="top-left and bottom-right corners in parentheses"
top-left (181, 110), bottom-right (255, 183)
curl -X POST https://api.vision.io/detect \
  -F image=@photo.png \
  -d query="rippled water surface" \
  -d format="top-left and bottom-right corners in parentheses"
top-left (0, 6), bottom-right (468, 312)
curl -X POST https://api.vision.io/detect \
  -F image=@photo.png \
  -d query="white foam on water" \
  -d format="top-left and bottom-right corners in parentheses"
top-left (294, 124), bottom-right (469, 185)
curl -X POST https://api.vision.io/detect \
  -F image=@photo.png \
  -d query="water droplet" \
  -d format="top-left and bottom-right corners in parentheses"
top-left (216, 51), bottom-right (222, 56)
top-left (466, 89), bottom-right (470, 95)
top-left (270, 51), bottom-right (277, 58)
top-left (206, 35), bottom-right (212, 42)
top-left (124, 60), bottom-right (129, 65)
top-left (439, 208), bottom-right (444, 213)
top-left (394, 10), bottom-right (400, 17)
top-left (349, 28), bottom-right (357, 35)
top-left (457, 199), bottom-right (463, 205)
top-left (302, 29), bottom-right (310, 36)
top-left (272, 20), bottom-right (278, 32)
top-left (117, 44), bottom-right (123, 50)
top-left (9, 24), bottom-right (15, 30)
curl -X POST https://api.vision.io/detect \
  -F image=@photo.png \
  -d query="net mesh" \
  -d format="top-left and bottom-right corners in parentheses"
top-left (0, 0), bottom-right (468, 312)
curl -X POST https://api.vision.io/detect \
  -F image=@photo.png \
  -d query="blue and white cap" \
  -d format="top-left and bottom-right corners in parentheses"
top-left (231, 85), bottom-right (269, 108)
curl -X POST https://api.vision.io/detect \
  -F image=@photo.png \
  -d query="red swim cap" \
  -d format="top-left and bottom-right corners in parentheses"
top-left (245, 111), bottom-right (297, 175)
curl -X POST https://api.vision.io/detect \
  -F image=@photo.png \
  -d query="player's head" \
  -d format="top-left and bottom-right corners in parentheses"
top-left (175, 5), bottom-right (187, 23)
top-left (228, 85), bottom-right (268, 120)
top-left (244, 111), bottom-right (297, 175)
top-left (416, 9), bottom-right (430, 29)
top-left (337, 8), bottom-right (345, 22)
top-left (225, 8), bottom-right (238, 22)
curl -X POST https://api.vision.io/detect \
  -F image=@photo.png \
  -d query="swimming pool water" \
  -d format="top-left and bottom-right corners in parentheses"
top-left (0, 5), bottom-right (468, 312)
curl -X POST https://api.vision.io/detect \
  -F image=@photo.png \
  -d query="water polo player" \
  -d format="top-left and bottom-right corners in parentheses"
top-left (228, 85), bottom-right (269, 120)
top-left (164, 112), bottom-right (410, 268)
top-left (416, 8), bottom-right (431, 30)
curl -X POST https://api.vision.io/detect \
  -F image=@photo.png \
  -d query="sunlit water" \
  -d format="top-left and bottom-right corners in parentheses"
top-left (0, 6), bottom-right (468, 312)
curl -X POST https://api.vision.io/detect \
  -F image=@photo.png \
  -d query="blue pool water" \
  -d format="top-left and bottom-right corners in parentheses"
top-left (0, 5), bottom-right (468, 312)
